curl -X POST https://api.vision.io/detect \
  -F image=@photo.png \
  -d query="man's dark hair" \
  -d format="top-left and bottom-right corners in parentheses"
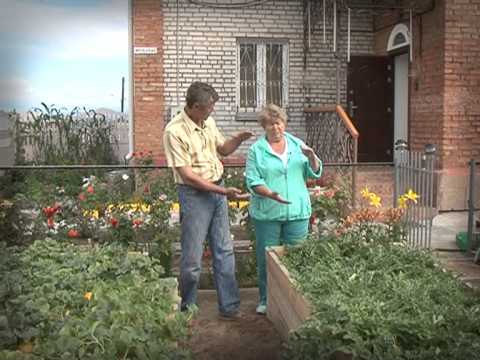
top-left (186, 81), bottom-right (219, 108)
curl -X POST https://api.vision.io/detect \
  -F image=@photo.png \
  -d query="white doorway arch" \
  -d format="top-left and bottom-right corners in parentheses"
top-left (388, 24), bottom-right (410, 146)
top-left (387, 23), bottom-right (410, 52)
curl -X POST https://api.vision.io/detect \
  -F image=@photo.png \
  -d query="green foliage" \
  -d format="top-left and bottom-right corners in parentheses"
top-left (309, 173), bottom-right (351, 223)
top-left (0, 239), bottom-right (192, 359)
top-left (14, 103), bottom-right (119, 165)
top-left (281, 227), bottom-right (480, 360)
top-left (0, 200), bottom-right (18, 245)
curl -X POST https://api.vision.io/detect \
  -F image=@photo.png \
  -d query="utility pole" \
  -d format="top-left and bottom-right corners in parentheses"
top-left (121, 76), bottom-right (125, 113)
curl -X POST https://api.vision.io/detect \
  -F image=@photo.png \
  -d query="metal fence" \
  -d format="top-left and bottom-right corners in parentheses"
top-left (394, 141), bottom-right (437, 248)
top-left (467, 160), bottom-right (480, 261)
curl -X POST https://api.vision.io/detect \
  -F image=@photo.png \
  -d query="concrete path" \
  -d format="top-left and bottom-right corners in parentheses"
top-left (431, 211), bottom-right (480, 288)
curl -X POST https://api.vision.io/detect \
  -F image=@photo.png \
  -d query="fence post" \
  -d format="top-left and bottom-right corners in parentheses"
top-left (394, 139), bottom-right (408, 207)
top-left (467, 159), bottom-right (476, 252)
top-left (424, 144), bottom-right (436, 249)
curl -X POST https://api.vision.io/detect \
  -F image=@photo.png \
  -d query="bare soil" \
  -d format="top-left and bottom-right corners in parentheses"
top-left (185, 288), bottom-right (283, 360)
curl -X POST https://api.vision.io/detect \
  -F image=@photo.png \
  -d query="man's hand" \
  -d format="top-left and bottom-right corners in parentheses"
top-left (225, 187), bottom-right (249, 200)
top-left (235, 131), bottom-right (254, 142)
top-left (268, 192), bottom-right (291, 204)
top-left (217, 131), bottom-right (255, 157)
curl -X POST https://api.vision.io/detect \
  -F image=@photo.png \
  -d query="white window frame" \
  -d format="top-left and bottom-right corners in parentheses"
top-left (236, 39), bottom-right (289, 113)
top-left (387, 23), bottom-right (410, 52)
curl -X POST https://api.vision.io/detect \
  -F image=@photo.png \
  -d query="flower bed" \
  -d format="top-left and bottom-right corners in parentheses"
top-left (0, 239), bottom-right (192, 359)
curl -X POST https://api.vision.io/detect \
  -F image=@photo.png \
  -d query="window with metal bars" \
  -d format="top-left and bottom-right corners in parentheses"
top-left (237, 40), bottom-right (289, 114)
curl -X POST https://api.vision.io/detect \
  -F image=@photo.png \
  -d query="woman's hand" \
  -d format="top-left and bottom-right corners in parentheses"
top-left (268, 191), bottom-right (291, 204)
top-left (300, 144), bottom-right (316, 158)
top-left (301, 144), bottom-right (321, 173)
top-left (252, 185), bottom-right (290, 204)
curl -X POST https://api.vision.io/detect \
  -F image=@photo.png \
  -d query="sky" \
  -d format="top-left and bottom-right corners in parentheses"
top-left (0, 0), bottom-right (129, 113)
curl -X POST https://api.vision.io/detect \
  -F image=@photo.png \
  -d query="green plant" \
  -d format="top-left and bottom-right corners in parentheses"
top-left (309, 174), bottom-right (350, 224)
top-left (0, 239), bottom-right (192, 359)
top-left (280, 208), bottom-right (480, 359)
top-left (14, 103), bottom-right (118, 165)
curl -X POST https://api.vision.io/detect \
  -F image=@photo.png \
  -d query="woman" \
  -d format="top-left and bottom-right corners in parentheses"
top-left (245, 104), bottom-right (322, 315)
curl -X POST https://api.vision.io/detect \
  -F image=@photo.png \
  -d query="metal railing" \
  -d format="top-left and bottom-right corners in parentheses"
top-left (394, 140), bottom-right (437, 248)
top-left (467, 160), bottom-right (480, 260)
top-left (305, 105), bottom-right (359, 206)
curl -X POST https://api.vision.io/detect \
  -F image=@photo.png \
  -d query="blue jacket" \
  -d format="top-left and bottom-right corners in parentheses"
top-left (245, 132), bottom-right (322, 221)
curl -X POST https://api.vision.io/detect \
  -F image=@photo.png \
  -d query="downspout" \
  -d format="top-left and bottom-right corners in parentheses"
top-left (126, 0), bottom-right (134, 162)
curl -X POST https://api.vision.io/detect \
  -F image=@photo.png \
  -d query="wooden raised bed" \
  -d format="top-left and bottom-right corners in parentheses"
top-left (266, 246), bottom-right (312, 340)
top-left (266, 246), bottom-right (353, 360)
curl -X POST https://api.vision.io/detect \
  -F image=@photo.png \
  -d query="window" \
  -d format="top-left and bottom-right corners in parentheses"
top-left (387, 23), bottom-right (410, 52)
top-left (237, 40), bottom-right (289, 114)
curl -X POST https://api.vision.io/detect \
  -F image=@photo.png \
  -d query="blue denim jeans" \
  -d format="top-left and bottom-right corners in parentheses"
top-left (178, 183), bottom-right (240, 315)
top-left (253, 219), bottom-right (309, 306)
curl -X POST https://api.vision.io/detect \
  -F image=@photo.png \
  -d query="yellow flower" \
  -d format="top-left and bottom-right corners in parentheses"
top-left (360, 187), bottom-right (371, 199)
top-left (228, 201), bottom-right (238, 208)
top-left (398, 195), bottom-right (408, 209)
top-left (82, 209), bottom-right (99, 219)
top-left (369, 194), bottom-right (382, 208)
top-left (83, 292), bottom-right (93, 301)
top-left (404, 189), bottom-right (419, 203)
top-left (171, 203), bottom-right (180, 212)
top-left (238, 201), bottom-right (249, 209)
top-left (141, 204), bottom-right (151, 213)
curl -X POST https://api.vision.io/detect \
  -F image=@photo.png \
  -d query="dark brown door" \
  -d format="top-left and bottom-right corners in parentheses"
top-left (347, 56), bottom-right (394, 162)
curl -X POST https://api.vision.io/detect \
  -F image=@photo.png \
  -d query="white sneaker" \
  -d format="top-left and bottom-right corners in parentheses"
top-left (256, 303), bottom-right (267, 315)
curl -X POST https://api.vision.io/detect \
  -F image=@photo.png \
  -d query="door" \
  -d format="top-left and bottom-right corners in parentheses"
top-left (347, 56), bottom-right (394, 162)
top-left (394, 53), bottom-right (409, 145)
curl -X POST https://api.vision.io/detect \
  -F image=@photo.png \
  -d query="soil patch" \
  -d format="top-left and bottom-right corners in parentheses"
top-left (185, 288), bottom-right (283, 360)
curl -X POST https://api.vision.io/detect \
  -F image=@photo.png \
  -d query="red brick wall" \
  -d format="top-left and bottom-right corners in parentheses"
top-left (409, 0), bottom-right (445, 162)
top-left (442, 0), bottom-right (480, 168)
top-left (373, 1), bottom-right (446, 164)
top-left (133, 0), bottom-right (165, 163)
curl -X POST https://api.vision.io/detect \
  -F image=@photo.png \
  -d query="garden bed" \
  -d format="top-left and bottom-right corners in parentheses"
top-left (266, 246), bottom-right (311, 340)
top-left (269, 230), bottom-right (480, 360)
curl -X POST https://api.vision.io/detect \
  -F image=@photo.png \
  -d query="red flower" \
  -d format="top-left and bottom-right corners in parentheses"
top-left (67, 229), bottom-right (80, 238)
top-left (86, 185), bottom-right (95, 194)
top-left (78, 193), bottom-right (86, 201)
top-left (132, 219), bottom-right (143, 228)
top-left (132, 152), bottom-right (136, 157)
top-left (109, 217), bottom-right (119, 228)
top-left (47, 217), bottom-right (55, 229)
top-left (42, 206), bottom-right (59, 218)
top-left (143, 185), bottom-right (150, 193)
top-left (309, 216), bottom-right (317, 225)
top-left (139, 151), bottom-right (144, 157)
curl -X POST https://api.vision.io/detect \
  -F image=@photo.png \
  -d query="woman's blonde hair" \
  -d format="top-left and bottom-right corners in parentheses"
top-left (257, 104), bottom-right (287, 127)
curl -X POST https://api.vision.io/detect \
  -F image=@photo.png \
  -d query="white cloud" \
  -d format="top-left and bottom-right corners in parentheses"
top-left (53, 29), bottom-right (127, 60)
top-left (0, 77), bottom-right (34, 103)
top-left (0, 0), bottom-right (128, 60)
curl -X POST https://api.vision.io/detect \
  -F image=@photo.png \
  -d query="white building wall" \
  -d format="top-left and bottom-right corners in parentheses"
top-left (162, 0), bottom-right (374, 155)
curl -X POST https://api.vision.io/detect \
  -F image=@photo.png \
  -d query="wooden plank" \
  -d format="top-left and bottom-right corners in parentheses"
top-left (266, 246), bottom-right (312, 341)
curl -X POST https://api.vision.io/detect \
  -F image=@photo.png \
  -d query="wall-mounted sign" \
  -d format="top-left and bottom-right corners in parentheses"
top-left (134, 47), bottom-right (157, 55)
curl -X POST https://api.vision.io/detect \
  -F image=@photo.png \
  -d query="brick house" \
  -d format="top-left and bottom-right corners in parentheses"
top-left (130, 0), bottom-right (480, 210)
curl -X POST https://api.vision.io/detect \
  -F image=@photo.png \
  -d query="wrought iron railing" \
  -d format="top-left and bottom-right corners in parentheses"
top-left (304, 105), bottom-right (359, 205)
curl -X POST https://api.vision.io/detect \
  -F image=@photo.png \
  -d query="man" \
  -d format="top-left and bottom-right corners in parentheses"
top-left (163, 82), bottom-right (252, 319)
